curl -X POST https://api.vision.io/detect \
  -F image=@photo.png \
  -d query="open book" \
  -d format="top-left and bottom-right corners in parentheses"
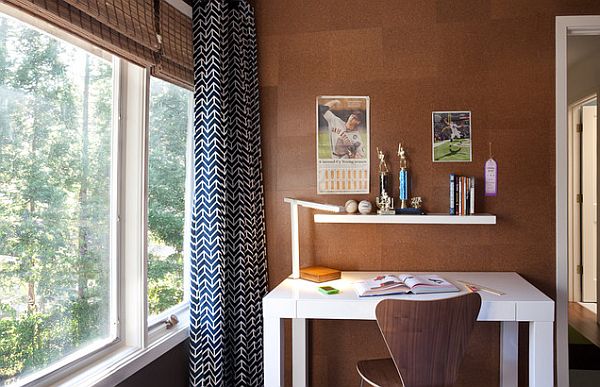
top-left (353, 274), bottom-right (459, 297)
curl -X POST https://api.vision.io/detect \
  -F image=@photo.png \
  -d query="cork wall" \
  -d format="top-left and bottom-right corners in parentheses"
top-left (255, 1), bottom-right (600, 385)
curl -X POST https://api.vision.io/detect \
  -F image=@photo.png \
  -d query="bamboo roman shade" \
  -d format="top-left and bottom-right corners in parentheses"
top-left (63, 0), bottom-right (161, 50)
top-left (151, 0), bottom-right (193, 88)
top-left (3, 0), bottom-right (193, 89)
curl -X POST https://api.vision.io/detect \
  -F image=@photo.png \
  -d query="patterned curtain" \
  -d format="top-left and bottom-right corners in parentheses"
top-left (190, 0), bottom-right (267, 386)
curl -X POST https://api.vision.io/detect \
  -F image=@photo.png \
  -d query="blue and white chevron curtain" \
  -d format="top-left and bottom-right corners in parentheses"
top-left (190, 0), bottom-right (268, 386)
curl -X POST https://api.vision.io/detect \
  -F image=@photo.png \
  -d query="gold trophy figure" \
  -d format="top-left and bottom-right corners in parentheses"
top-left (375, 148), bottom-right (395, 215)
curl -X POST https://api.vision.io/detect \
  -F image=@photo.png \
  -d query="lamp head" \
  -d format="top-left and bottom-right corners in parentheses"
top-left (284, 198), bottom-right (344, 213)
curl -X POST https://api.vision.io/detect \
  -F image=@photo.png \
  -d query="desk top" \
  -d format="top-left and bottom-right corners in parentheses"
top-left (263, 272), bottom-right (554, 322)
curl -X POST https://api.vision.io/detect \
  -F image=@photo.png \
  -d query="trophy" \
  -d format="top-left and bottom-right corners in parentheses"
top-left (397, 143), bottom-right (409, 209)
top-left (411, 197), bottom-right (423, 209)
top-left (375, 148), bottom-right (395, 215)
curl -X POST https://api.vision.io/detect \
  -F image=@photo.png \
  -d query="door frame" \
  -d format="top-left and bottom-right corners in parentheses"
top-left (568, 95), bottom-right (597, 303)
top-left (556, 16), bottom-right (600, 387)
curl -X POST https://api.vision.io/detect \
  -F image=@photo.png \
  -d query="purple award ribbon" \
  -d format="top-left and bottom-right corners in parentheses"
top-left (485, 158), bottom-right (497, 196)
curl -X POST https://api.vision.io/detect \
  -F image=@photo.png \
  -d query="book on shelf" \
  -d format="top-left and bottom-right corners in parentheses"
top-left (353, 274), bottom-right (460, 297)
top-left (449, 174), bottom-right (455, 215)
top-left (449, 174), bottom-right (475, 215)
top-left (469, 176), bottom-right (475, 214)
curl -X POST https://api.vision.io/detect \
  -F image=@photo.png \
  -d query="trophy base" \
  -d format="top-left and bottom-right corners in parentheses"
top-left (377, 209), bottom-right (396, 215)
top-left (395, 208), bottom-right (425, 215)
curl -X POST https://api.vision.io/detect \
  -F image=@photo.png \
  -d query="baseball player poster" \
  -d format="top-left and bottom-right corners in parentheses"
top-left (316, 96), bottom-right (370, 194)
top-left (432, 111), bottom-right (472, 162)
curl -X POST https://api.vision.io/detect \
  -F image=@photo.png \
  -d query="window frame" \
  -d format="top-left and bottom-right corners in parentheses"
top-left (145, 75), bottom-right (193, 333)
top-left (0, 4), bottom-right (191, 387)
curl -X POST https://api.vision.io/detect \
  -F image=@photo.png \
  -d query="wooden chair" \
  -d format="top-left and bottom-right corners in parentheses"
top-left (356, 293), bottom-right (482, 387)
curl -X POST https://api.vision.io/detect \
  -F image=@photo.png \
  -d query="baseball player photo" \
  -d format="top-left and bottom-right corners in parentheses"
top-left (316, 96), bottom-right (370, 194)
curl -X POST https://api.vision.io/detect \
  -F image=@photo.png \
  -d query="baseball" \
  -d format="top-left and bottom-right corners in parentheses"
top-left (358, 200), bottom-right (372, 214)
top-left (345, 200), bottom-right (358, 213)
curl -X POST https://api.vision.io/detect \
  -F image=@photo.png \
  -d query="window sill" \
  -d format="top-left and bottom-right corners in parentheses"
top-left (147, 302), bottom-right (189, 342)
top-left (54, 318), bottom-right (189, 387)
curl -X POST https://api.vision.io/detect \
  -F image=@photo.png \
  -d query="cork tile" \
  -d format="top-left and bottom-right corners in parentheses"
top-left (259, 87), bottom-right (278, 189)
top-left (555, 0), bottom-right (600, 15)
top-left (279, 31), bottom-right (333, 85)
top-left (382, 25), bottom-right (438, 80)
top-left (434, 0), bottom-right (492, 24)
top-left (276, 84), bottom-right (327, 138)
top-left (490, 0), bottom-right (558, 20)
top-left (329, 28), bottom-right (385, 82)
top-left (254, 0), bottom-right (330, 36)
top-left (432, 23), bottom-right (492, 79)
top-left (314, 224), bottom-right (383, 270)
top-left (257, 35), bottom-right (280, 87)
top-left (326, 0), bottom-right (386, 31)
top-left (380, 0), bottom-right (437, 28)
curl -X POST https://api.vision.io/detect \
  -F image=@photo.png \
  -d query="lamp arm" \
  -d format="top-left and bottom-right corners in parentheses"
top-left (284, 198), bottom-right (344, 279)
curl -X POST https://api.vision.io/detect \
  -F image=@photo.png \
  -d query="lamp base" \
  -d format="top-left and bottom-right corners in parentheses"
top-left (299, 266), bottom-right (341, 283)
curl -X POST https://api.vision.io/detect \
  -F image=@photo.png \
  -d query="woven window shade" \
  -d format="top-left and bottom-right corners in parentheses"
top-left (151, 0), bottom-right (192, 89)
top-left (4, 0), bottom-right (193, 88)
top-left (62, 0), bottom-right (160, 50)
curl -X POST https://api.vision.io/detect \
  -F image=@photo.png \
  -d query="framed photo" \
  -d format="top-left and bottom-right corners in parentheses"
top-left (316, 96), bottom-right (370, 194)
top-left (432, 111), bottom-right (472, 162)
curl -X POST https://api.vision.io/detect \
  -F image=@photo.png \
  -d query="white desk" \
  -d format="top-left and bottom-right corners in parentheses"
top-left (263, 272), bottom-right (554, 387)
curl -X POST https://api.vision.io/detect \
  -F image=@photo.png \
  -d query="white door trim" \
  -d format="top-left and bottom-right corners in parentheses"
top-left (567, 101), bottom-right (581, 303)
top-left (556, 15), bottom-right (600, 387)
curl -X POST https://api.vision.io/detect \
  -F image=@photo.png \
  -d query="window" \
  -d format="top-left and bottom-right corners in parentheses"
top-left (0, 11), bottom-right (115, 385)
top-left (147, 77), bottom-right (192, 318)
top-left (0, 5), bottom-right (192, 387)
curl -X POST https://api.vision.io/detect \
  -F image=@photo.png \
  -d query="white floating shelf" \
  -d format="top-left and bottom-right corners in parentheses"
top-left (314, 213), bottom-right (496, 225)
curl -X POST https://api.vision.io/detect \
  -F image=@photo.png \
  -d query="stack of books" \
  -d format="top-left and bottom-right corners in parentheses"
top-left (450, 174), bottom-right (475, 215)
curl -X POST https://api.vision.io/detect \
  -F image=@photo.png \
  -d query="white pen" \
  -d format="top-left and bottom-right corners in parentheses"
top-left (456, 280), bottom-right (505, 296)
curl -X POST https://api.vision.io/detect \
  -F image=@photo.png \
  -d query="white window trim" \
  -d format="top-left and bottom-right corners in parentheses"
top-left (146, 84), bottom-right (194, 335)
top-left (0, 4), bottom-right (191, 386)
top-left (55, 60), bottom-right (191, 387)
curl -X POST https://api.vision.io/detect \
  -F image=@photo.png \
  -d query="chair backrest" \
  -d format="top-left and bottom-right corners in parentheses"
top-left (375, 293), bottom-right (481, 387)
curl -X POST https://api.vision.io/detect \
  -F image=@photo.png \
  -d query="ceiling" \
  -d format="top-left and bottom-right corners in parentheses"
top-left (568, 35), bottom-right (600, 68)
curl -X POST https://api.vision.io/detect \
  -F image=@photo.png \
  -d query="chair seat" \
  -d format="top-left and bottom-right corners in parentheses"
top-left (356, 358), bottom-right (404, 387)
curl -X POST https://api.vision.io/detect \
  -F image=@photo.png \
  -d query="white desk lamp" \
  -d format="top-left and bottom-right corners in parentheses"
top-left (284, 197), bottom-right (344, 279)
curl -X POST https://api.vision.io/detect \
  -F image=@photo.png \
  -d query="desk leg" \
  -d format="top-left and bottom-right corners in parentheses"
top-left (529, 321), bottom-right (554, 387)
top-left (292, 318), bottom-right (308, 387)
top-left (500, 321), bottom-right (518, 387)
top-left (264, 317), bottom-right (284, 387)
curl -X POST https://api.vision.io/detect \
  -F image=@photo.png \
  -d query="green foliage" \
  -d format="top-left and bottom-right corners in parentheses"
top-left (148, 253), bottom-right (184, 316)
top-left (0, 15), bottom-right (189, 383)
top-left (148, 80), bottom-right (188, 250)
top-left (0, 16), bottom-right (113, 384)
top-left (146, 78), bottom-right (189, 317)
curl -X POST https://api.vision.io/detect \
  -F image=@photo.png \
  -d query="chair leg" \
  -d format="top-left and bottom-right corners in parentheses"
top-left (360, 379), bottom-right (364, 387)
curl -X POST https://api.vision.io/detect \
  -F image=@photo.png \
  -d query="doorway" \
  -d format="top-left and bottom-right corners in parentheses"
top-left (558, 16), bottom-right (600, 387)
top-left (555, 16), bottom-right (600, 387)
top-left (568, 36), bottom-right (600, 387)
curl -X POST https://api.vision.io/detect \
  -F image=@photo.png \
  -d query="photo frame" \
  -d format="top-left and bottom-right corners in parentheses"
top-left (316, 96), bottom-right (370, 194)
top-left (432, 111), bottom-right (472, 162)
